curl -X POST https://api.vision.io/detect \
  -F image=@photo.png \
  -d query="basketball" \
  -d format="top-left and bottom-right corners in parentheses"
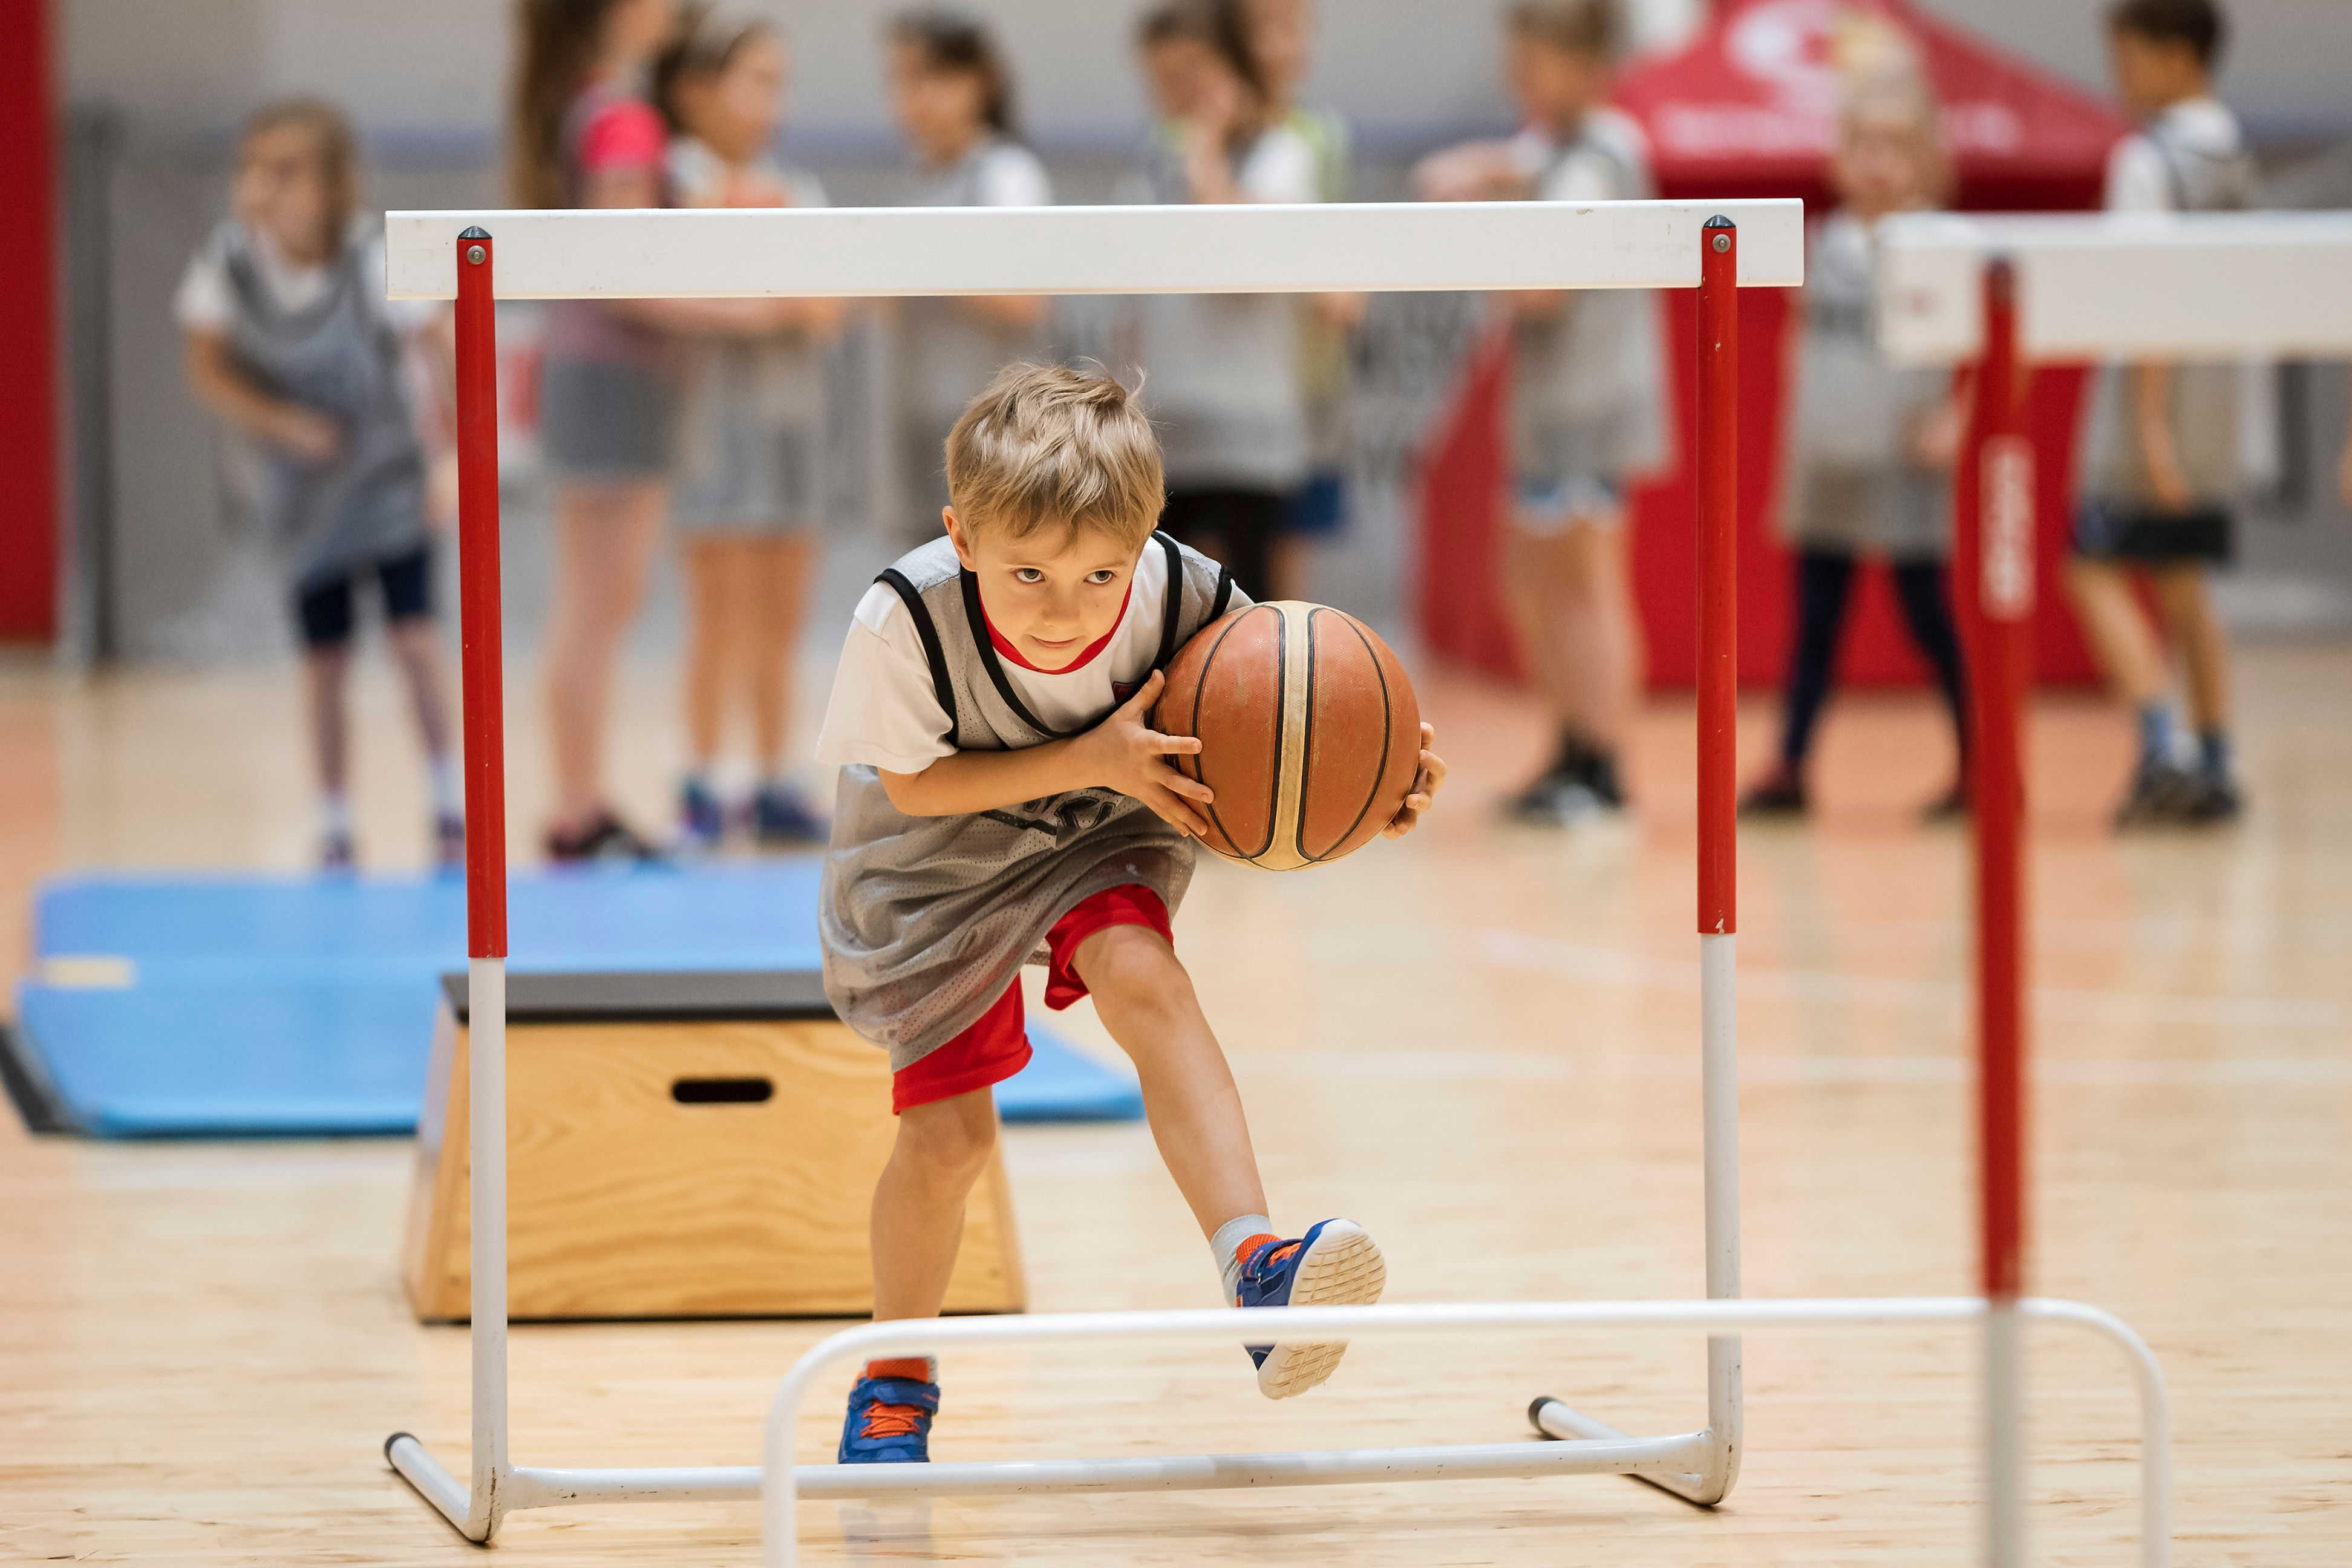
top-left (1154, 601), bottom-right (1422, 871)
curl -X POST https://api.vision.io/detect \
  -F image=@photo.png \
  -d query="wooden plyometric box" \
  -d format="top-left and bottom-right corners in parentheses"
top-left (402, 970), bottom-right (1024, 1321)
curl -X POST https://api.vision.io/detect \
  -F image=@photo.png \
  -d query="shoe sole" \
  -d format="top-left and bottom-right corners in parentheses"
top-left (1254, 1220), bottom-right (1387, 1400)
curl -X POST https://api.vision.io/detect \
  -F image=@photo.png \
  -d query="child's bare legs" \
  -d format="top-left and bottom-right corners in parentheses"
top-left (869, 1088), bottom-right (999, 1321)
top-left (304, 641), bottom-right (353, 855)
top-left (1502, 508), bottom-right (1641, 795)
top-left (2150, 562), bottom-right (2229, 735)
top-left (2065, 557), bottom-right (2170, 708)
top-left (749, 534), bottom-right (817, 776)
top-left (1072, 924), bottom-right (1267, 1236)
top-left (545, 480), bottom-right (665, 832)
top-left (385, 615), bottom-right (454, 768)
top-left (682, 536), bottom-right (751, 771)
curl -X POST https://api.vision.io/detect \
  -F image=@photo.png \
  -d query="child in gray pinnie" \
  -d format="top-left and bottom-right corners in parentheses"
top-left (812, 364), bottom-right (1446, 1465)
top-left (1742, 72), bottom-right (1970, 820)
top-left (177, 99), bottom-right (459, 871)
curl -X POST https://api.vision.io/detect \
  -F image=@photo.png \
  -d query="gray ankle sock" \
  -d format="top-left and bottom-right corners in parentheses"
top-left (1212, 1213), bottom-right (1275, 1301)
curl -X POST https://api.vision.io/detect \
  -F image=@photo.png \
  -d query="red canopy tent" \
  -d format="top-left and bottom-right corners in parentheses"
top-left (1416, 0), bottom-right (2131, 690)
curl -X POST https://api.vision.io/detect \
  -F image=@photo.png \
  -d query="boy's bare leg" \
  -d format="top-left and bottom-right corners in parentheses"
top-left (2065, 557), bottom-right (2172, 707)
top-left (386, 617), bottom-right (454, 762)
top-left (750, 534), bottom-right (817, 774)
top-left (305, 644), bottom-right (353, 802)
top-left (1500, 522), bottom-right (1586, 732)
top-left (2151, 562), bottom-right (2230, 734)
top-left (681, 537), bottom-right (737, 769)
top-left (544, 481), bottom-right (665, 827)
top-left (1558, 516), bottom-right (1639, 752)
top-left (1073, 924), bottom-right (1269, 1236)
top-left (869, 1088), bottom-right (999, 1321)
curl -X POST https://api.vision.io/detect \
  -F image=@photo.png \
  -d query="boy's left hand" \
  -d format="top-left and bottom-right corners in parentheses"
top-left (1382, 722), bottom-right (1447, 840)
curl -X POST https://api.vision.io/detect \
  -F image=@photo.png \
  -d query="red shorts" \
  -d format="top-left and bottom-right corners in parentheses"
top-left (890, 884), bottom-right (1171, 1114)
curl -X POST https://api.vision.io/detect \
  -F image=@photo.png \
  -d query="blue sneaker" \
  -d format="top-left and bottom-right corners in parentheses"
top-left (752, 782), bottom-right (828, 848)
top-left (678, 777), bottom-right (727, 849)
top-left (1235, 1218), bottom-right (1387, 1399)
top-left (837, 1374), bottom-right (938, 1464)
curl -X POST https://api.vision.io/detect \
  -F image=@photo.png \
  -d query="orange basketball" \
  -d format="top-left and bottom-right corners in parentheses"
top-left (1154, 601), bottom-right (1422, 871)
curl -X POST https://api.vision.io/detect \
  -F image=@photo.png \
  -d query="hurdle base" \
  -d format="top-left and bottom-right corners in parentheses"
top-left (385, 1433), bottom-right (489, 1543)
top-left (386, 1428), bottom-right (1715, 1523)
top-left (1529, 1399), bottom-right (1725, 1508)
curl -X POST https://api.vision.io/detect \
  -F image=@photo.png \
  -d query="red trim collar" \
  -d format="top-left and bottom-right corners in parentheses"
top-left (984, 583), bottom-right (1132, 675)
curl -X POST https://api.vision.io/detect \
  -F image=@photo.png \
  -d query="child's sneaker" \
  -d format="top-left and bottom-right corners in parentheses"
top-left (1235, 1218), bottom-right (1387, 1400)
top-left (751, 782), bottom-right (828, 848)
top-left (319, 831), bottom-right (356, 873)
top-left (434, 814), bottom-right (466, 872)
top-left (678, 777), bottom-right (727, 849)
top-left (837, 1368), bottom-right (938, 1464)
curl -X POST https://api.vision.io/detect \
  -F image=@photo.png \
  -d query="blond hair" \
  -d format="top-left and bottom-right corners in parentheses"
top-left (241, 97), bottom-right (359, 257)
top-left (944, 364), bottom-right (1166, 552)
top-left (1506, 0), bottom-right (1619, 59)
top-left (1838, 69), bottom-right (1952, 207)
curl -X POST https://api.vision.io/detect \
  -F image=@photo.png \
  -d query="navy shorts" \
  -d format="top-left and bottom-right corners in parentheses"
top-left (2073, 501), bottom-right (2232, 565)
top-left (296, 546), bottom-right (434, 650)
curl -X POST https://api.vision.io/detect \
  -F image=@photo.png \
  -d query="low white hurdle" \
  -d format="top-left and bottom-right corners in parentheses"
top-left (378, 197), bottom-right (2171, 1566)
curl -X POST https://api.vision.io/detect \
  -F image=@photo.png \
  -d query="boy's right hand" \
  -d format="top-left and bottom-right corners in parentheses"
top-left (1082, 670), bottom-right (1214, 838)
top-left (272, 405), bottom-right (343, 463)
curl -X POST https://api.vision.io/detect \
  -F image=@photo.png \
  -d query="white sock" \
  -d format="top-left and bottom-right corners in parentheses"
top-left (428, 754), bottom-right (462, 820)
top-left (1212, 1213), bottom-right (1276, 1301)
top-left (321, 791), bottom-right (353, 840)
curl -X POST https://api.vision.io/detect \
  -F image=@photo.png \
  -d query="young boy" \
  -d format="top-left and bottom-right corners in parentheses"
top-left (814, 363), bottom-right (1445, 1463)
top-left (177, 98), bottom-right (461, 871)
top-left (1414, 0), bottom-right (1665, 823)
top-left (2067, 0), bottom-right (2255, 826)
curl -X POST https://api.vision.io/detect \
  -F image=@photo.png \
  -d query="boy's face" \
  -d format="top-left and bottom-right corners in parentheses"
top-left (2108, 27), bottom-right (2206, 119)
top-left (1833, 108), bottom-right (1932, 218)
top-left (1506, 34), bottom-right (1607, 129)
top-left (235, 123), bottom-right (335, 264)
top-left (889, 42), bottom-right (989, 161)
top-left (1141, 36), bottom-right (1215, 120)
top-left (944, 509), bottom-right (1138, 672)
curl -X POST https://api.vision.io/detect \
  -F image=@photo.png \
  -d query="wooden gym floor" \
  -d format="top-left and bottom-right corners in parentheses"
top-left (3, 645), bottom-right (2348, 1564)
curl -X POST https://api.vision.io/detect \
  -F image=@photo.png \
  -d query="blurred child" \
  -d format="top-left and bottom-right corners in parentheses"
top-left (2067, 0), bottom-right (2255, 826)
top-left (655, 8), bottom-right (843, 848)
top-left (177, 99), bottom-right (460, 872)
top-left (1741, 73), bottom-right (1969, 820)
top-left (1125, 0), bottom-right (1317, 604)
top-left (886, 10), bottom-right (1054, 544)
top-left (814, 363), bottom-right (1445, 1463)
top-left (514, 0), bottom-right (684, 861)
top-left (1243, 0), bottom-right (1360, 601)
top-left (1416, 0), bottom-right (1665, 822)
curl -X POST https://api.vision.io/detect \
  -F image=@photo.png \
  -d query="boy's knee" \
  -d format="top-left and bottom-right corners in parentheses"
top-left (896, 1094), bottom-right (996, 1183)
top-left (1080, 925), bottom-right (1192, 1017)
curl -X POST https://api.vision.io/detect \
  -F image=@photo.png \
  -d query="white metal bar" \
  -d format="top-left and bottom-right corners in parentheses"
top-left (468, 955), bottom-right (508, 1541)
top-left (384, 200), bottom-right (1806, 302)
top-left (756, 1295), bottom-right (2170, 1568)
top-left (1696, 930), bottom-right (1743, 1505)
top-left (1876, 209), bottom-right (2352, 364)
top-left (505, 1431), bottom-right (1705, 1510)
top-left (1529, 1399), bottom-right (1711, 1499)
top-left (1987, 1301), bottom-right (2025, 1568)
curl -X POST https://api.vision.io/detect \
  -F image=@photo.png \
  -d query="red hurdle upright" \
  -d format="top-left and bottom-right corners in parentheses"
top-left (1968, 256), bottom-right (2034, 1568)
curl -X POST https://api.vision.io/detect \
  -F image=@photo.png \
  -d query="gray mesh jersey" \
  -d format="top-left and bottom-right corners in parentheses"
top-left (1509, 114), bottom-right (1668, 489)
top-left (820, 532), bottom-right (1239, 1070)
top-left (2077, 114), bottom-right (2258, 509)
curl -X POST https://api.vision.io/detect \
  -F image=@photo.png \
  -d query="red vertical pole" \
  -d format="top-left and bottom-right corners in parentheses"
top-left (1971, 259), bottom-right (2030, 1305)
top-left (454, 229), bottom-right (508, 959)
top-left (0, 0), bottom-right (59, 642)
top-left (1971, 256), bottom-right (2032, 1565)
top-left (1696, 217), bottom-right (1739, 939)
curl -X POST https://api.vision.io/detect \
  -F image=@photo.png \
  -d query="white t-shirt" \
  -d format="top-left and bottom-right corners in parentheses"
top-left (2103, 97), bottom-right (2243, 213)
top-left (1511, 107), bottom-right (1652, 204)
top-left (174, 222), bottom-right (442, 336)
top-left (815, 544), bottom-right (1253, 775)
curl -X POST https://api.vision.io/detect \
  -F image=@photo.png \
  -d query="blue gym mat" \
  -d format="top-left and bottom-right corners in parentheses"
top-left (8, 864), bottom-right (1145, 1137)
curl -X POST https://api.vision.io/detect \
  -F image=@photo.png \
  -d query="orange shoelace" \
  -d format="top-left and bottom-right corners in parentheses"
top-left (860, 1402), bottom-right (929, 1440)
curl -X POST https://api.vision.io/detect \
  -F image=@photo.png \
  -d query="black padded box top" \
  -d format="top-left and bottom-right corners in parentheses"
top-left (439, 970), bottom-right (837, 1025)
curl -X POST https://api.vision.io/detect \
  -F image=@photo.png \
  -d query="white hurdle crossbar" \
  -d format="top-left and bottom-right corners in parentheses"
top-left (376, 197), bottom-right (2171, 1564)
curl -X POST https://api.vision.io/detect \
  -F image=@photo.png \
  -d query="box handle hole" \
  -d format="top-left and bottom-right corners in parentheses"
top-left (671, 1077), bottom-right (774, 1105)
